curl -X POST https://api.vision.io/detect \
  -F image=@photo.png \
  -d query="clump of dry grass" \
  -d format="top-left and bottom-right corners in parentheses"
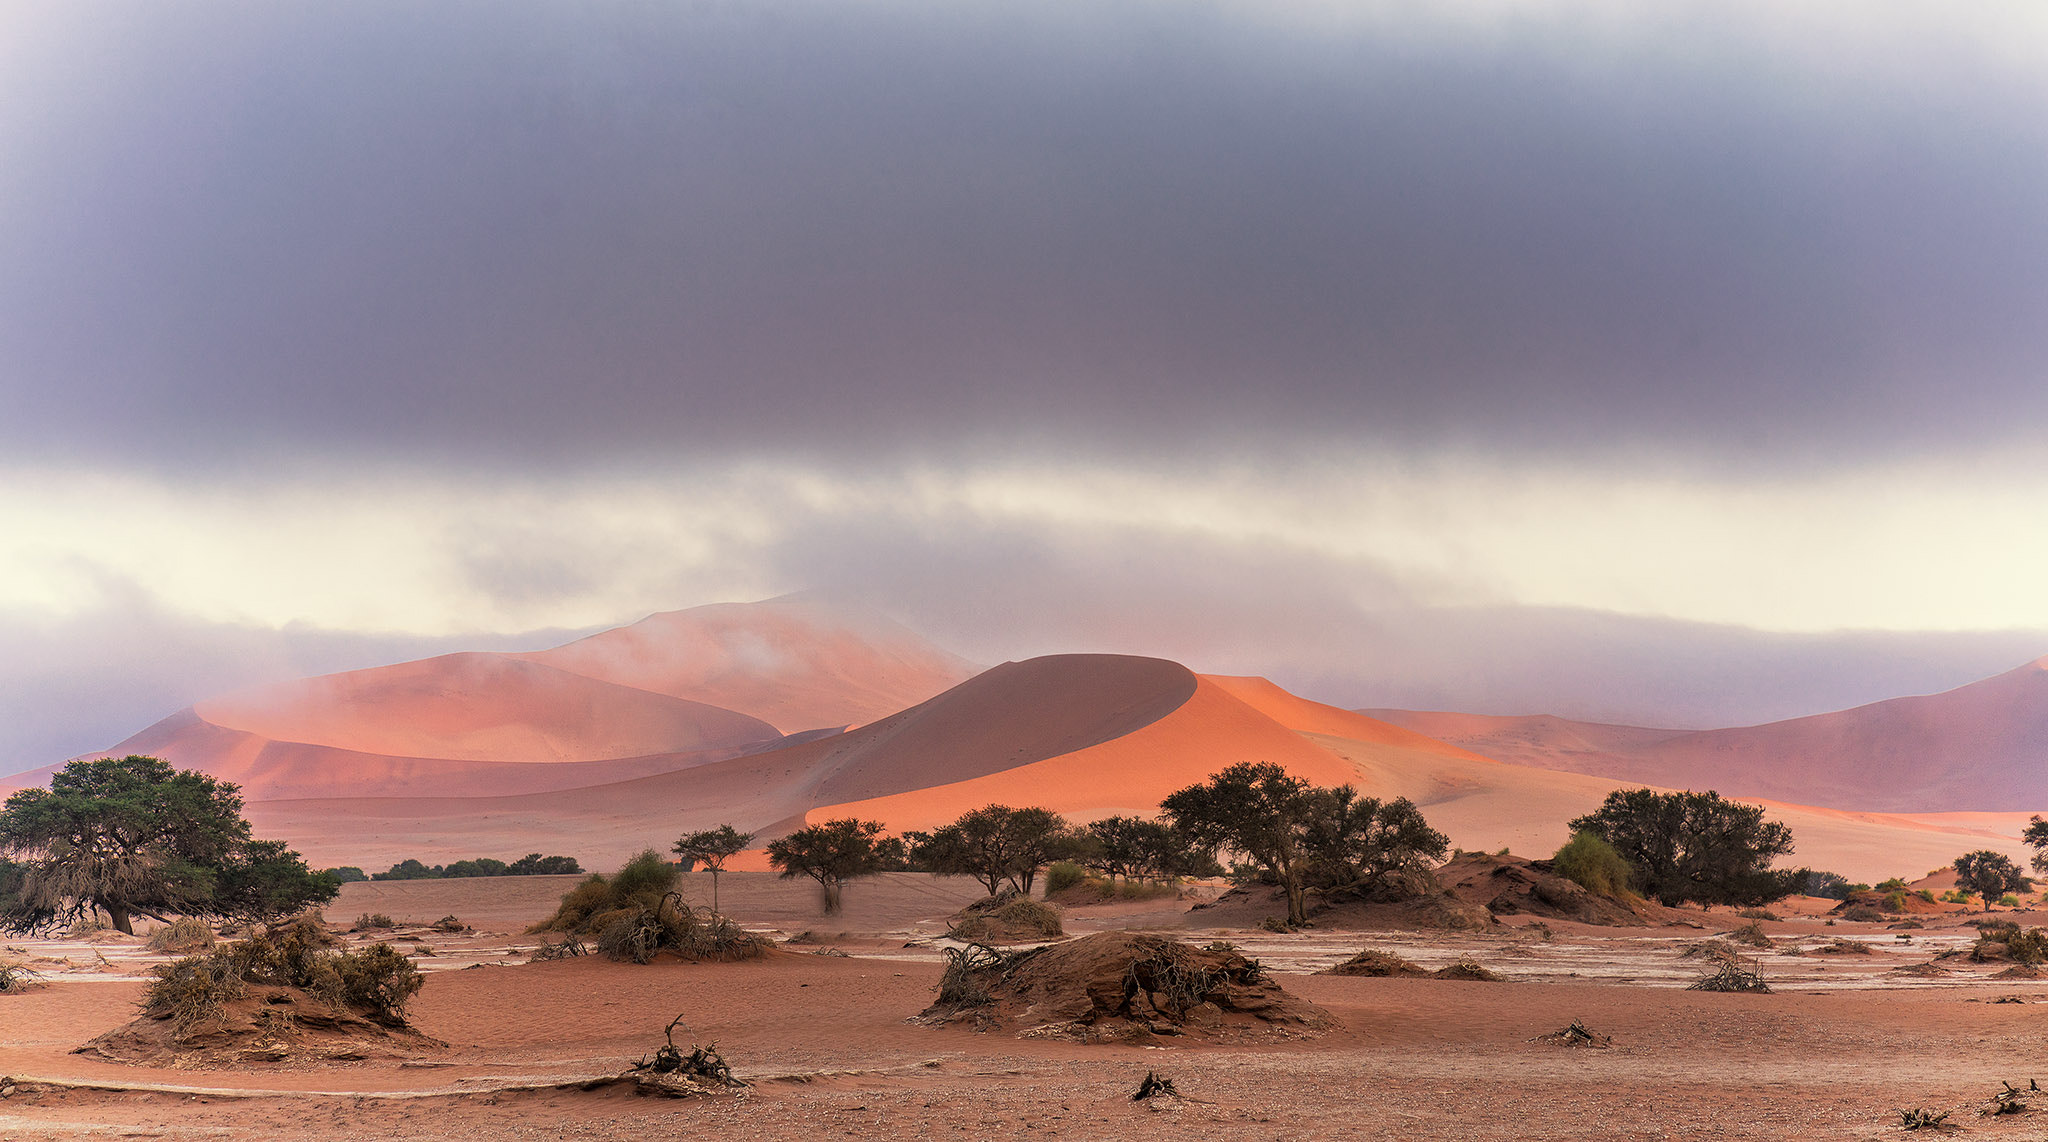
top-left (1433, 959), bottom-right (1503, 982)
top-left (0, 957), bottom-right (44, 994)
top-left (1729, 921), bottom-right (1772, 948)
top-left (947, 893), bottom-right (1065, 942)
top-left (1321, 948), bottom-right (1427, 977)
top-left (145, 917), bottom-right (216, 954)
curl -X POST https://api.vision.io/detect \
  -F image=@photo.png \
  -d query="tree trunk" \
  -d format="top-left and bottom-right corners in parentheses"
top-left (710, 870), bottom-right (721, 915)
top-left (1283, 874), bottom-right (1307, 927)
top-left (821, 878), bottom-right (843, 915)
top-left (105, 904), bottom-right (134, 936)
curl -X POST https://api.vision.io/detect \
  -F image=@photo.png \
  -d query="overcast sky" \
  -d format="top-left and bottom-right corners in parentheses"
top-left (4, 0), bottom-right (2047, 770)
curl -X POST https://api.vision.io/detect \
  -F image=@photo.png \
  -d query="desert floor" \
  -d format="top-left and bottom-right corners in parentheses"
top-left (6, 872), bottom-right (2048, 1140)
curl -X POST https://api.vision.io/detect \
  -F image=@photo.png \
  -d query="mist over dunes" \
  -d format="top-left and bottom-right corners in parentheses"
top-left (10, 596), bottom-right (2041, 884)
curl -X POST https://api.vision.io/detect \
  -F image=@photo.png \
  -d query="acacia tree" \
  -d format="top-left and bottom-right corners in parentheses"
top-left (673, 824), bottom-right (754, 914)
top-left (1568, 789), bottom-right (1798, 908)
top-left (765, 819), bottom-right (903, 915)
top-left (1160, 763), bottom-right (1332, 926)
top-left (0, 755), bottom-right (335, 935)
top-left (1953, 850), bottom-right (2030, 913)
top-left (1161, 763), bottom-right (1449, 926)
top-left (907, 805), bottom-right (1080, 896)
top-left (2022, 816), bottom-right (2048, 874)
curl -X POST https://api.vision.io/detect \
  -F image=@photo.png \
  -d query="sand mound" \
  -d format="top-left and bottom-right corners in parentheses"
top-left (924, 932), bottom-right (1329, 1041)
top-left (78, 983), bottom-right (446, 1067)
top-left (1436, 852), bottom-right (1651, 927)
top-left (946, 892), bottom-right (1064, 943)
top-left (1320, 949), bottom-right (1429, 977)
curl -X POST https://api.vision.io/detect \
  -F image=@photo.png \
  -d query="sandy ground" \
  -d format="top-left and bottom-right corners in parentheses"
top-left (8, 875), bottom-right (2048, 1140)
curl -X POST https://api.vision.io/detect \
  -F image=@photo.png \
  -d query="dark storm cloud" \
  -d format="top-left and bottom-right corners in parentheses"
top-left (5, 1), bottom-right (2045, 469)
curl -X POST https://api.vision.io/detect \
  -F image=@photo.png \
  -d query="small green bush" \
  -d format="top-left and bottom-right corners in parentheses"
top-left (1915, 889), bottom-right (1937, 903)
top-left (2000, 894), bottom-right (2022, 908)
top-left (1882, 891), bottom-right (1909, 913)
top-left (1551, 831), bottom-right (1634, 899)
top-left (1043, 861), bottom-right (1088, 895)
top-left (1876, 878), bottom-right (1908, 892)
top-left (537, 852), bottom-right (764, 963)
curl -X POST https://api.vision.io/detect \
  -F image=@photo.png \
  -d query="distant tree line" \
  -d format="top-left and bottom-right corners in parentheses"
top-left (353, 853), bottom-right (583, 882)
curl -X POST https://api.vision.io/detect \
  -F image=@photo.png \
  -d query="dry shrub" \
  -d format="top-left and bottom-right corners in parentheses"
top-left (926, 932), bottom-right (1320, 1037)
top-left (354, 913), bottom-right (396, 931)
top-left (1809, 938), bottom-right (1873, 956)
top-left (1680, 938), bottom-right (1746, 964)
top-left (1974, 922), bottom-right (2048, 966)
top-left (528, 938), bottom-right (586, 962)
top-left (936, 943), bottom-right (1008, 1010)
top-left (143, 914), bottom-right (423, 1035)
top-left (1839, 904), bottom-right (1886, 923)
top-left (430, 915), bottom-right (469, 933)
top-left (948, 893), bottom-right (1065, 942)
top-left (143, 953), bottom-right (247, 1032)
top-left (1321, 948), bottom-right (1427, 977)
top-left (591, 897), bottom-right (769, 964)
top-left (0, 958), bottom-right (45, 994)
top-left (146, 917), bottom-right (216, 954)
top-left (1688, 960), bottom-right (1771, 993)
top-left (1737, 908), bottom-right (1781, 922)
top-left (1729, 921), bottom-right (1771, 948)
top-left (1434, 959), bottom-right (1503, 981)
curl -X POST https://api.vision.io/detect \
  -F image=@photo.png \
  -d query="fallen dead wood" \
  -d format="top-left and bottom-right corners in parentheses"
top-left (1530, 1019), bottom-right (1610, 1048)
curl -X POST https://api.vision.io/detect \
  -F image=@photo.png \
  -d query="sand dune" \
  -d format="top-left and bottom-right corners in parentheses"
top-left (196, 652), bottom-right (779, 764)
top-left (523, 594), bottom-right (981, 732)
top-left (237, 653), bottom-right (2045, 884)
top-left (804, 674), bottom-right (1361, 833)
top-left (248, 653), bottom-right (1205, 868)
top-left (1369, 656), bottom-right (2048, 813)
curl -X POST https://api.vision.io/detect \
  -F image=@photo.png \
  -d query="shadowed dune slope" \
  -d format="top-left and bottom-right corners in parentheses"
top-left (193, 652), bottom-right (779, 764)
top-left (1368, 656), bottom-right (2048, 813)
top-left (522, 594), bottom-right (981, 733)
top-left (803, 675), bottom-right (1360, 832)
top-left (247, 654), bottom-right (1201, 869)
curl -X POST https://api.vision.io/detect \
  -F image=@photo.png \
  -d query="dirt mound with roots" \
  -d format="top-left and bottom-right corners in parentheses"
top-left (76, 914), bottom-right (444, 1068)
top-left (1435, 853), bottom-right (1656, 926)
top-left (922, 932), bottom-right (1331, 1042)
top-left (78, 983), bottom-right (446, 1067)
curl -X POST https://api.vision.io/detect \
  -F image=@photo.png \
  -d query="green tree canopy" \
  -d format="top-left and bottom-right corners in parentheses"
top-left (1567, 788), bottom-right (1798, 908)
top-left (673, 824), bottom-right (754, 913)
top-left (1953, 850), bottom-right (2030, 912)
top-left (906, 806), bottom-right (1081, 896)
top-left (1160, 762), bottom-right (1448, 926)
top-left (765, 819), bottom-right (903, 914)
top-left (0, 755), bottom-right (335, 935)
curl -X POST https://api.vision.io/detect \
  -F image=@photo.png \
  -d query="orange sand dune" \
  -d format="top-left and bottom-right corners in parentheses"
top-left (1371, 656), bottom-right (2048, 813)
top-left (196, 652), bottom-right (778, 764)
top-left (240, 653), bottom-right (2043, 885)
top-left (523, 594), bottom-right (980, 733)
top-left (803, 676), bottom-right (1361, 832)
top-left (1208, 675), bottom-right (1497, 759)
top-left (249, 654), bottom-right (1202, 868)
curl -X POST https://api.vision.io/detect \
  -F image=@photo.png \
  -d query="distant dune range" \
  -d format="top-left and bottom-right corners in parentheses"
top-left (1365, 656), bottom-right (2048, 814)
top-left (8, 597), bottom-right (2046, 883)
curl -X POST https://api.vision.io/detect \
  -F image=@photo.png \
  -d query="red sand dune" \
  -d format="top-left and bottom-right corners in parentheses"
top-left (1369, 656), bottom-right (2048, 813)
top-left (522, 594), bottom-right (981, 732)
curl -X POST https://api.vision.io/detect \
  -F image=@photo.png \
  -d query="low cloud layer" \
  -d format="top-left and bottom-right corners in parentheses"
top-left (4, 1), bottom-right (2046, 469)
top-left (5, 2), bottom-right (2046, 773)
